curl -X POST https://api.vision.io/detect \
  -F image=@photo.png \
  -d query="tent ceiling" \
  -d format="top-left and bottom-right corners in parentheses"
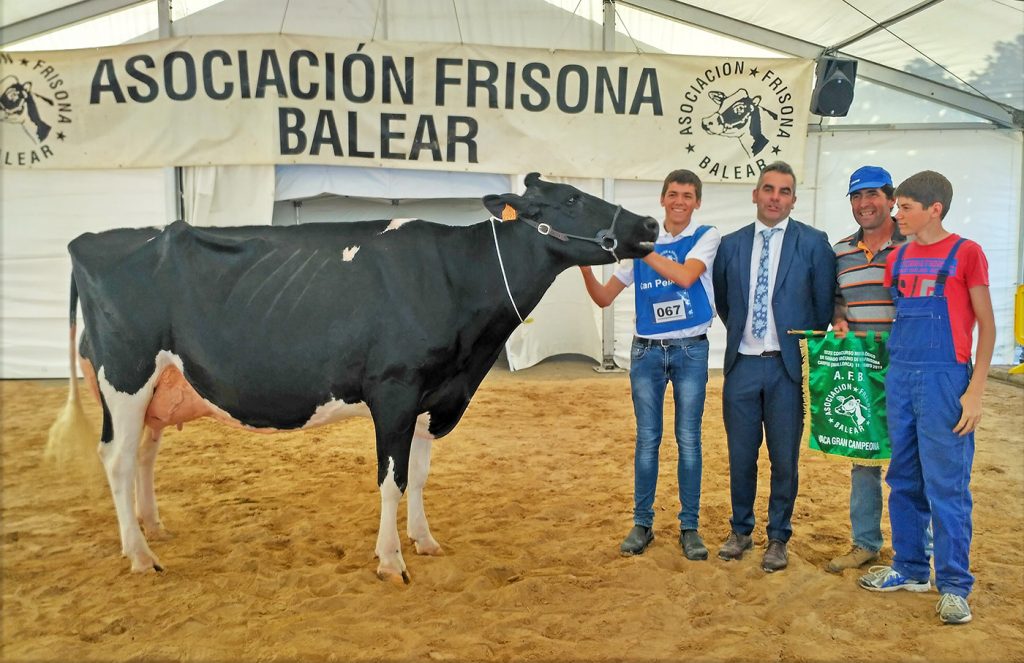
top-left (1, 0), bottom-right (1020, 127)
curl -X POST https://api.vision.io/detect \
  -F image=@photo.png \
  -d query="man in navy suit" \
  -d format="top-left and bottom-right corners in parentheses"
top-left (712, 161), bottom-right (835, 572)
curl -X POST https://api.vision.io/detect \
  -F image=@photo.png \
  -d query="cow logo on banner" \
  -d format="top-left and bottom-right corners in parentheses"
top-left (676, 60), bottom-right (798, 181)
top-left (0, 52), bottom-right (72, 166)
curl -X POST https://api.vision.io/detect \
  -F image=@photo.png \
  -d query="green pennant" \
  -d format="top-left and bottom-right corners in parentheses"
top-left (802, 331), bottom-right (891, 464)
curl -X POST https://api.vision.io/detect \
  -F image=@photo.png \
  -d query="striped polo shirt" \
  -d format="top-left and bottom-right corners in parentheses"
top-left (833, 223), bottom-right (907, 332)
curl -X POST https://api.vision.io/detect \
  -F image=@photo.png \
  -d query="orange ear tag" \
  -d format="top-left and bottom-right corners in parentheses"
top-left (501, 204), bottom-right (518, 221)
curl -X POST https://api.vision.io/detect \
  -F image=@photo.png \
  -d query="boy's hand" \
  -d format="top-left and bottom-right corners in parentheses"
top-left (953, 388), bottom-right (983, 435)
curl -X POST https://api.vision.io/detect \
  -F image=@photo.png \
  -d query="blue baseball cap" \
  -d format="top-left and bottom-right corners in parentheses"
top-left (847, 166), bottom-right (893, 195)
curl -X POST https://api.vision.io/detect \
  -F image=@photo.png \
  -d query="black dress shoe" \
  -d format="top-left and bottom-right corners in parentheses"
top-left (762, 539), bottom-right (789, 572)
top-left (717, 532), bottom-right (753, 561)
top-left (620, 525), bottom-right (654, 556)
top-left (679, 530), bottom-right (708, 560)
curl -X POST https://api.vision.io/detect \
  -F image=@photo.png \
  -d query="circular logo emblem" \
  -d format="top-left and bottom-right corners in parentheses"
top-left (1, 55), bottom-right (72, 166)
top-left (822, 384), bottom-right (871, 436)
top-left (675, 60), bottom-right (798, 180)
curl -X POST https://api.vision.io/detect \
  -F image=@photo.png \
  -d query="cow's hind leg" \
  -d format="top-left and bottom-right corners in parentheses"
top-left (135, 427), bottom-right (170, 540)
top-left (407, 431), bottom-right (442, 556)
top-left (98, 378), bottom-right (162, 573)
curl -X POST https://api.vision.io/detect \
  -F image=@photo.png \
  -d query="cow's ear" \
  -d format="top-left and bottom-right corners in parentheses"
top-left (484, 193), bottom-right (530, 219)
top-left (524, 172), bottom-right (542, 187)
top-left (708, 90), bottom-right (725, 103)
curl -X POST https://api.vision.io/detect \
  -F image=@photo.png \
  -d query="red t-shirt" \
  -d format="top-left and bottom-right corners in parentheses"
top-left (884, 234), bottom-right (989, 363)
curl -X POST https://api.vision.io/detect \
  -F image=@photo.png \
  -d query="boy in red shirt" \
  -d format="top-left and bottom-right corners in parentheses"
top-left (858, 171), bottom-right (995, 625)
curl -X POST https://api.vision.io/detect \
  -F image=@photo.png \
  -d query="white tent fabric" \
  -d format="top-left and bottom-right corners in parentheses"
top-left (1, 0), bottom-right (1020, 377)
top-left (1, 168), bottom-right (167, 377)
top-left (184, 166), bottom-right (276, 227)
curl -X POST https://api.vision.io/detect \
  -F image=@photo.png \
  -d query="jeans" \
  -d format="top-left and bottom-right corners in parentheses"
top-left (850, 464), bottom-right (883, 553)
top-left (850, 463), bottom-right (934, 556)
top-left (629, 337), bottom-right (709, 531)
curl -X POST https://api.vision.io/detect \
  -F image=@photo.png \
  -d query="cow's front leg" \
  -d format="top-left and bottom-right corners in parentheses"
top-left (97, 378), bottom-right (163, 573)
top-left (369, 383), bottom-right (418, 584)
top-left (407, 432), bottom-right (442, 556)
top-left (135, 427), bottom-right (169, 540)
top-left (375, 457), bottom-right (407, 584)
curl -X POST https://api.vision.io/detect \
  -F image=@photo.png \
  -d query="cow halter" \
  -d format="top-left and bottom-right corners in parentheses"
top-left (489, 204), bottom-right (624, 324)
top-left (516, 205), bottom-right (624, 262)
top-left (489, 218), bottom-right (526, 324)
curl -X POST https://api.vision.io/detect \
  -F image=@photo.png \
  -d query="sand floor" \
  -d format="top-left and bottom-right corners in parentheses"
top-left (3, 361), bottom-right (1023, 662)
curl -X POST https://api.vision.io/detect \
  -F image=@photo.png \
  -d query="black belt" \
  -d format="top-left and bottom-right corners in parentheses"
top-left (633, 334), bottom-right (707, 347)
top-left (742, 350), bottom-right (782, 357)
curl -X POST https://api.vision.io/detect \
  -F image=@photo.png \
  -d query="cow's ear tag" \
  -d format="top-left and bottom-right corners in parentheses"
top-left (501, 204), bottom-right (518, 221)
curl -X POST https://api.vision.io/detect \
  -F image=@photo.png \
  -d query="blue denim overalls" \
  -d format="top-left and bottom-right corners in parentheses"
top-left (885, 238), bottom-right (974, 598)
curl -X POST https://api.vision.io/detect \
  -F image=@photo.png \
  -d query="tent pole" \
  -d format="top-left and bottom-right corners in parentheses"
top-left (157, 0), bottom-right (183, 222)
top-left (596, 1), bottom-right (624, 373)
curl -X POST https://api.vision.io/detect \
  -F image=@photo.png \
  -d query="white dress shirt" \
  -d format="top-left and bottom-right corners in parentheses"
top-left (739, 217), bottom-right (789, 355)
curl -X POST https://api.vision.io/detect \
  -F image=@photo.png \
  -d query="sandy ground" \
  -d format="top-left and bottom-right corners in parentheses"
top-left (2, 360), bottom-right (1023, 663)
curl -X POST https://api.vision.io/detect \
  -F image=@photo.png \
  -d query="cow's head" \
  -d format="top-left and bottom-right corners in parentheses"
top-left (0, 77), bottom-right (29, 116)
top-left (701, 89), bottom-right (760, 137)
top-left (483, 173), bottom-right (658, 264)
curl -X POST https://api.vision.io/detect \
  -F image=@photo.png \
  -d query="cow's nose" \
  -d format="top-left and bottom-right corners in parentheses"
top-left (643, 217), bottom-right (659, 237)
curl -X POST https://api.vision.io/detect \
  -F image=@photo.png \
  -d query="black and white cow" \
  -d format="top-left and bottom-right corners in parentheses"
top-left (48, 173), bottom-right (658, 582)
top-left (700, 88), bottom-right (779, 158)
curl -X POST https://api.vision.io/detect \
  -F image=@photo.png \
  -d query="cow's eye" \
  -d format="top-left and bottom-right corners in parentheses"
top-left (566, 195), bottom-right (579, 205)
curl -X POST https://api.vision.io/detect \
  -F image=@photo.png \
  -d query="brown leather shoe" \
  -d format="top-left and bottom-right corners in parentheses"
top-left (827, 546), bottom-right (877, 573)
top-left (762, 539), bottom-right (788, 573)
top-left (717, 532), bottom-right (753, 561)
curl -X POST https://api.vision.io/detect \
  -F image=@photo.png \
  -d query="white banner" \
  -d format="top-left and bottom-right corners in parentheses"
top-left (0, 36), bottom-right (813, 182)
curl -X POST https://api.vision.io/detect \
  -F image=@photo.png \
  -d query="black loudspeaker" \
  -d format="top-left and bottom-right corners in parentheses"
top-left (810, 57), bottom-right (858, 117)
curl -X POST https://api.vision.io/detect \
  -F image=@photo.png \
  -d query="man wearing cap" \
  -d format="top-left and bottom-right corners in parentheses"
top-left (828, 165), bottom-right (906, 572)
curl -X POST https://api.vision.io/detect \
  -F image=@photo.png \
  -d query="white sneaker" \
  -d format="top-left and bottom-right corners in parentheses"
top-left (936, 593), bottom-right (972, 624)
top-left (858, 565), bottom-right (931, 592)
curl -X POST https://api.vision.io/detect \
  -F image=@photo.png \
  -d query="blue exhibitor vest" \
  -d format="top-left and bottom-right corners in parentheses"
top-left (634, 225), bottom-right (714, 336)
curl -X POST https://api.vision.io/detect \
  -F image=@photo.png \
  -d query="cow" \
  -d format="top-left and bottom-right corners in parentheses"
top-left (700, 88), bottom-right (779, 158)
top-left (47, 173), bottom-right (659, 583)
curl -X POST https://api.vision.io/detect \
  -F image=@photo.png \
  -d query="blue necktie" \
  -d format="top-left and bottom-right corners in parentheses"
top-left (752, 228), bottom-right (780, 339)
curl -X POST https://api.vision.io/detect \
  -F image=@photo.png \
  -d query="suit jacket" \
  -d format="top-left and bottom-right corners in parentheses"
top-left (712, 218), bottom-right (836, 383)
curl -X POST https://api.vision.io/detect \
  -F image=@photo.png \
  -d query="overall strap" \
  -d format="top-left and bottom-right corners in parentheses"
top-left (889, 243), bottom-right (911, 299)
top-left (933, 237), bottom-right (967, 298)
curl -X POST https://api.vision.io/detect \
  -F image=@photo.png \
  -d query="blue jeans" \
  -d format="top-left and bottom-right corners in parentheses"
top-left (850, 464), bottom-right (883, 553)
top-left (629, 337), bottom-right (709, 531)
top-left (850, 463), bottom-right (934, 556)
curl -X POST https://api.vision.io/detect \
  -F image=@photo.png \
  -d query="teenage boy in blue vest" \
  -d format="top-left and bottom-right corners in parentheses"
top-left (858, 170), bottom-right (995, 626)
top-left (580, 169), bottom-right (721, 560)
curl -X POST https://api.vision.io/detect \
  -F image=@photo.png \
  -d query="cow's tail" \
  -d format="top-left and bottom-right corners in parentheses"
top-left (45, 275), bottom-right (100, 486)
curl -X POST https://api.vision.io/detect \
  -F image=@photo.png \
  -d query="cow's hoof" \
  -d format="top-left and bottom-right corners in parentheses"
top-left (128, 550), bottom-right (163, 573)
top-left (376, 567), bottom-right (411, 585)
top-left (412, 538), bottom-right (444, 556)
